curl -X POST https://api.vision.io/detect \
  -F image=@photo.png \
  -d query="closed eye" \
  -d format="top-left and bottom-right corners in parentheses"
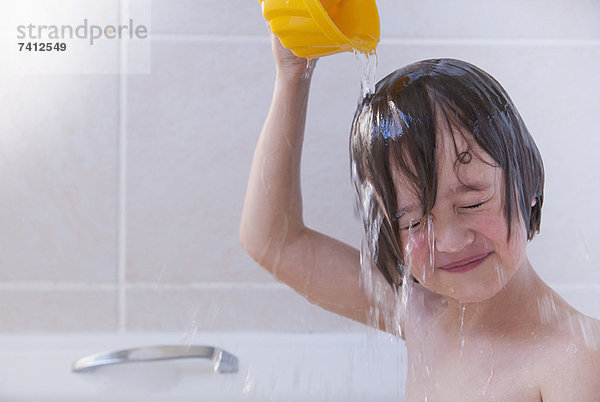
top-left (464, 202), bottom-right (484, 210)
top-left (400, 219), bottom-right (421, 231)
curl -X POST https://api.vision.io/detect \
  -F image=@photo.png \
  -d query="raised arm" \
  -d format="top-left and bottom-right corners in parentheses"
top-left (239, 36), bottom-right (401, 334)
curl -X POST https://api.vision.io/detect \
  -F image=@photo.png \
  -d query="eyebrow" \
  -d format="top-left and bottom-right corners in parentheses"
top-left (447, 181), bottom-right (490, 195)
top-left (395, 181), bottom-right (491, 218)
top-left (395, 203), bottom-right (419, 218)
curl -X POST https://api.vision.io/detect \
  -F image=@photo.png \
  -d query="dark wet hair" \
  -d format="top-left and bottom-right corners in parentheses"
top-left (350, 58), bottom-right (544, 287)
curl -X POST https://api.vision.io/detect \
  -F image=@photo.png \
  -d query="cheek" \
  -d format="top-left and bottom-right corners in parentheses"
top-left (472, 211), bottom-right (529, 265)
top-left (473, 205), bottom-right (529, 242)
top-left (472, 214), bottom-right (507, 241)
top-left (401, 231), bottom-right (432, 271)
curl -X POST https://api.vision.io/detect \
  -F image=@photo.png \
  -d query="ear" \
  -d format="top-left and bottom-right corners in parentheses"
top-left (531, 197), bottom-right (537, 207)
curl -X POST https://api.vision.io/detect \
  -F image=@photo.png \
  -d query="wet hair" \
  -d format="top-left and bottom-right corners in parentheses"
top-left (350, 58), bottom-right (544, 287)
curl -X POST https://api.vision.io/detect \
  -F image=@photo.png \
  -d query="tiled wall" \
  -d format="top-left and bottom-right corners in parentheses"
top-left (0, 0), bottom-right (598, 333)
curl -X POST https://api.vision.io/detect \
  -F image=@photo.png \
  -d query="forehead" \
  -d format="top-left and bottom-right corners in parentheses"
top-left (436, 119), bottom-right (496, 182)
top-left (390, 111), bottom-right (498, 202)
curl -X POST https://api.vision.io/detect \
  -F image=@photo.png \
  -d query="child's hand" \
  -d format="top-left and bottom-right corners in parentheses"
top-left (271, 34), bottom-right (318, 80)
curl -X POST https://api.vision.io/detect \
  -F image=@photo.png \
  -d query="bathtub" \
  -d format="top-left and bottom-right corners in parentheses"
top-left (0, 331), bottom-right (406, 401)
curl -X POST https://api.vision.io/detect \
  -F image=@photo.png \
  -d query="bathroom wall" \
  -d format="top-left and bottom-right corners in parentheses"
top-left (0, 0), bottom-right (598, 333)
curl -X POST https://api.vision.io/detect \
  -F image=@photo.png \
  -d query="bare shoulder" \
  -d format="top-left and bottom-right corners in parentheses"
top-left (539, 315), bottom-right (600, 401)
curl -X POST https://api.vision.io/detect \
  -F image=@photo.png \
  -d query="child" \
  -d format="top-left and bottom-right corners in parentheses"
top-left (239, 36), bottom-right (600, 400)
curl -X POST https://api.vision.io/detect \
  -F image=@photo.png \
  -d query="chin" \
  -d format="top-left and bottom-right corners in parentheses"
top-left (451, 288), bottom-right (502, 304)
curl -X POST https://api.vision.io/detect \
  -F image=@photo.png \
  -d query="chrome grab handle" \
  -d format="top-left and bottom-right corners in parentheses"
top-left (72, 345), bottom-right (238, 374)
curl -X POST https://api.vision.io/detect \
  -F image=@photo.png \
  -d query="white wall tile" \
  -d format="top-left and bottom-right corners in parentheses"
top-left (553, 286), bottom-right (600, 320)
top-left (0, 290), bottom-right (117, 332)
top-left (126, 40), bottom-right (370, 285)
top-left (378, 0), bottom-right (600, 39)
top-left (0, 74), bottom-right (119, 282)
top-left (144, 0), bottom-right (267, 35)
top-left (297, 52), bottom-right (369, 249)
top-left (126, 40), bottom-right (277, 284)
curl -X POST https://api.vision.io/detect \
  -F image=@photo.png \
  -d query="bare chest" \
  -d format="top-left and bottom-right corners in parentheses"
top-left (403, 333), bottom-right (544, 401)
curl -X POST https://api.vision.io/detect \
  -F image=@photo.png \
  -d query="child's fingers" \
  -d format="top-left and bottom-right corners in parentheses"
top-left (270, 34), bottom-right (313, 75)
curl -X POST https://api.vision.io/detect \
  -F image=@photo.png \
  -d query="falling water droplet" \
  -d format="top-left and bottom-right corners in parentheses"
top-left (304, 58), bottom-right (316, 80)
top-left (243, 367), bottom-right (256, 394)
top-left (537, 292), bottom-right (559, 326)
top-left (427, 216), bottom-right (435, 273)
top-left (494, 260), bottom-right (505, 287)
top-left (181, 306), bottom-right (201, 348)
top-left (153, 264), bottom-right (167, 289)
top-left (459, 303), bottom-right (466, 331)
top-left (576, 229), bottom-right (591, 261)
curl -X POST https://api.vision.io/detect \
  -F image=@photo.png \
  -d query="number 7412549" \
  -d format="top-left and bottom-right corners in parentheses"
top-left (18, 42), bottom-right (67, 51)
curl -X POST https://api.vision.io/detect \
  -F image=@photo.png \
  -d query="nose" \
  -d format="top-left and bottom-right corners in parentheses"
top-left (431, 212), bottom-right (474, 254)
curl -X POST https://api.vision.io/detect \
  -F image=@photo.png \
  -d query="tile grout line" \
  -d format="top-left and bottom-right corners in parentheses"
top-left (128, 282), bottom-right (289, 290)
top-left (0, 281), bottom-right (597, 292)
top-left (0, 282), bottom-right (291, 291)
top-left (379, 38), bottom-right (600, 47)
top-left (0, 283), bottom-right (117, 291)
top-left (147, 34), bottom-right (600, 47)
top-left (117, 0), bottom-right (129, 334)
top-left (150, 33), bottom-right (270, 42)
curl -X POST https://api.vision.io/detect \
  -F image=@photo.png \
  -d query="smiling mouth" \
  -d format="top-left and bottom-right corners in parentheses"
top-left (437, 252), bottom-right (492, 273)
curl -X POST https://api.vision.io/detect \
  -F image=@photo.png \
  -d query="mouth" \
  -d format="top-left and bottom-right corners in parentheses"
top-left (437, 252), bottom-right (492, 274)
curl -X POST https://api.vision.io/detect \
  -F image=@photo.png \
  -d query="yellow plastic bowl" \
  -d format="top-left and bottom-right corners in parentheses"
top-left (258, 0), bottom-right (380, 59)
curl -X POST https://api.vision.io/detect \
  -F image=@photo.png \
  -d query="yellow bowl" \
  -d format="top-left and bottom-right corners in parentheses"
top-left (258, 0), bottom-right (380, 59)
